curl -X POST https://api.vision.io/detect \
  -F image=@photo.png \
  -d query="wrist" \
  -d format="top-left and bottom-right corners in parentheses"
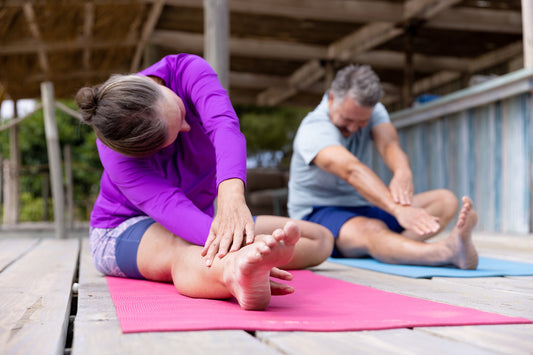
top-left (218, 179), bottom-right (245, 200)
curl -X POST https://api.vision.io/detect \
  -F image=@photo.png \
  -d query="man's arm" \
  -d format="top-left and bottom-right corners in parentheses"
top-left (313, 144), bottom-right (439, 236)
top-left (372, 123), bottom-right (413, 205)
top-left (313, 145), bottom-right (399, 215)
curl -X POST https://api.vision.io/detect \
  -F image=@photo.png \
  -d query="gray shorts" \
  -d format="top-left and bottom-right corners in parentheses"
top-left (90, 216), bottom-right (155, 279)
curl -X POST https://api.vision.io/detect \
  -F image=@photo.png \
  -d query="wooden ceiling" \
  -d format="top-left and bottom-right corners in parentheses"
top-left (0, 0), bottom-right (525, 110)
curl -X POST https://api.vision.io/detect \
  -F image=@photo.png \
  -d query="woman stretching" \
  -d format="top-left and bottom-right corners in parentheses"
top-left (76, 54), bottom-right (333, 310)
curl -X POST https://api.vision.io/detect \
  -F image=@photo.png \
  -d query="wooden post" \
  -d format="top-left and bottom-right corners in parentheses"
top-left (64, 144), bottom-right (74, 229)
top-left (203, 0), bottom-right (229, 91)
top-left (522, 0), bottom-right (533, 68)
top-left (2, 101), bottom-right (20, 225)
top-left (324, 61), bottom-right (335, 91)
top-left (42, 171), bottom-right (50, 221)
top-left (402, 26), bottom-right (415, 108)
top-left (524, 0), bottom-right (533, 231)
top-left (41, 82), bottom-right (66, 239)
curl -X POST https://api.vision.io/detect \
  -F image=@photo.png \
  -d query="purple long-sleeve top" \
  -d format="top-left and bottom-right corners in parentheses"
top-left (89, 54), bottom-right (247, 246)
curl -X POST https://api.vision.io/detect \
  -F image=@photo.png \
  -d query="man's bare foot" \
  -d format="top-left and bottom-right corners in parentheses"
top-left (446, 196), bottom-right (478, 269)
top-left (222, 222), bottom-right (300, 310)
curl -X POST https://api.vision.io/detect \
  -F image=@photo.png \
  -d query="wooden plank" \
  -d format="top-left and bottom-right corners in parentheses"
top-left (434, 276), bottom-right (533, 296)
top-left (417, 324), bottom-right (533, 355)
top-left (312, 262), bottom-right (533, 319)
top-left (0, 238), bottom-right (40, 272)
top-left (73, 238), bottom-right (281, 355)
top-left (0, 238), bottom-right (79, 355)
top-left (257, 328), bottom-right (491, 355)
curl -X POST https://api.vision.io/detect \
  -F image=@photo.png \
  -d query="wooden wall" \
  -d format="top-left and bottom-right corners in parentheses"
top-left (373, 69), bottom-right (533, 234)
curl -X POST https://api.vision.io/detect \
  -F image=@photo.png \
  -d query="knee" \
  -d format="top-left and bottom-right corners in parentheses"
top-left (437, 189), bottom-right (459, 215)
top-left (305, 223), bottom-right (335, 266)
top-left (357, 218), bottom-right (389, 236)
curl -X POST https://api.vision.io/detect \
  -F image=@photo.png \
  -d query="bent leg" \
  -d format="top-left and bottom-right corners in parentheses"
top-left (136, 222), bottom-right (300, 310)
top-left (254, 215), bottom-right (334, 269)
top-left (406, 189), bottom-right (459, 241)
top-left (336, 197), bottom-right (478, 269)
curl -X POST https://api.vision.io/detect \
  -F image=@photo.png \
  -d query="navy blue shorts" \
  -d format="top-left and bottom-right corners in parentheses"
top-left (302, 205), bottom-right (404, 257)
top-left (115, 217), bottom-right (156, 279)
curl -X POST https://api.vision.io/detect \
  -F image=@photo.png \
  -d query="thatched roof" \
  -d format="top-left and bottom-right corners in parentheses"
top-left (0, 0), bottom-right (525, 110)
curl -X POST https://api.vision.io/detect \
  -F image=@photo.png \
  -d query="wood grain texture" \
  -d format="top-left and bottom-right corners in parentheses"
top-left (0, 238), bottom-right (79, 355)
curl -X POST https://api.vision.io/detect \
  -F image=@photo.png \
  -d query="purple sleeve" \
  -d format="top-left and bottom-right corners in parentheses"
top-left (140, 54), bottom-right (247, 189)
top-left (98, 141), bottom-right (212, 245)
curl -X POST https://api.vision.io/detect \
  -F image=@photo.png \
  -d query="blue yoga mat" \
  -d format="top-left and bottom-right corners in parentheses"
top-left (327, 256), bottom-right (533, 278)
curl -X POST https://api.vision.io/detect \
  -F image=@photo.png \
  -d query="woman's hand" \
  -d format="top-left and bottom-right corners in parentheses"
top-left (201, 179), bottom-right (255, 266)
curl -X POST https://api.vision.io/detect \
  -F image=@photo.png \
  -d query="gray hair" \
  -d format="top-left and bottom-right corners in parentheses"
top-left (75, 74), bottom-right (168, 157)
top-left (330, 64), bottom-right (383, 108)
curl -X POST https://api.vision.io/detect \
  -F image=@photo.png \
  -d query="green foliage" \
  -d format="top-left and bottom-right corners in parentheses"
top-left (236, 105), bottom-right (307, 168)
top-left (1, 100), bottom-right (102, 222)
top-left (0, 100), bottom-right (309, 222)
top-left (19, 192), bottom-right (51, 222)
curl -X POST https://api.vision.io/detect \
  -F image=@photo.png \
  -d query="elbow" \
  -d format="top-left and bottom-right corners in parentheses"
top-left (340, 162), bottom-right (361, 183)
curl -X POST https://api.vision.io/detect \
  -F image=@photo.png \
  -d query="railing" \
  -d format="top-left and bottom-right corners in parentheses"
top-left (372, 68), bottom-right (533, 234)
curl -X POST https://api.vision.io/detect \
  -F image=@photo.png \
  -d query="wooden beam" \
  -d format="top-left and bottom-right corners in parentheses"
top-left (150, 30), bottom-right (327, 60)
top-left (403, 0), bottom-right (462, 20)
top-left (55, 102), bottom-right (82, 121)
top-left (22, 3), bottom-right (49, 73)
top-left (392, 41), bottom-right (525, 104)
top-left (257, 0), bottom-right (459, 106)
top-left (0, 38), bottom-right (137, 55)
top-left (82, 2), bottom-right (95, 70)
top-left (229, 72), bottom-right (286, 89)
top-left (328, 23), bottom-right (402, 61)
top-left (154, 0), bottom-right (522, 34)
top-left (0, 104), bottom-right (43, 132)
top-left (257, 60), bottom-right (324, 106)
top-left (468, 41), bottom-right (524, 73)
top-left (429, 7), bottom-right (522, 34)
top-left (130, 0), bottom-right (165, 73)
top-left (355, 50), bottom-right (469, 72)
top-left (161, 0), bottom-right (401, 22)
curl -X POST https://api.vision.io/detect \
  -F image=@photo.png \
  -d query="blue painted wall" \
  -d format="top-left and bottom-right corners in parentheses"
top-left (374, 92), bottom-right (532, 233)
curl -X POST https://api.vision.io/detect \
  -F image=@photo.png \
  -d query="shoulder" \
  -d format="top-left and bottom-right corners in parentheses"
top-left (139, 54), bottom-right (213, 83)
top-left (371, 102), bottom-right (390, 123)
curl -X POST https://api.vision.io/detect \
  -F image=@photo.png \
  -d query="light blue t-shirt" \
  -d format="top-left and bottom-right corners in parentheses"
top-left (288, 93), bottom-right (390, 219)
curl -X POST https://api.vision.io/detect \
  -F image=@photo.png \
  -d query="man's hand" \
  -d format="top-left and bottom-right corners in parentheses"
top-left (389, 170), bottom-right (414, 206)
top-left (201, 179), bottom-right (255, 266)
top-left (394, 205), bottom-right (440, 237)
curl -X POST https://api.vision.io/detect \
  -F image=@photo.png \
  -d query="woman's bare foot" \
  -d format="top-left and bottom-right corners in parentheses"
top-left (446, 196), bottom-right (478, 269)
top-left (222, 222), bottom-right (300, 310)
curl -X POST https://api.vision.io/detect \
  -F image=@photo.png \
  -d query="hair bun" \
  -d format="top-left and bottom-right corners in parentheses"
top-left (75, 86), bottom-right (99, 124)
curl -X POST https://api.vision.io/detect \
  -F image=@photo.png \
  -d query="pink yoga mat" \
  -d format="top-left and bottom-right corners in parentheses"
top-left (107, 270), bottom-right (531, 333)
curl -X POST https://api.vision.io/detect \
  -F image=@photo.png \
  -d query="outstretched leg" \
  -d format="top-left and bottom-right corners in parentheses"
top-left (254, 216), bottom-right (334, 269)
top-left (336, 196), bottom-right (478, 269)
top-left (136, 221), bottom-right (300, 310)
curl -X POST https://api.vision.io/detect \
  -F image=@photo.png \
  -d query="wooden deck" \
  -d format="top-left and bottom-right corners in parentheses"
top-left (1, 232), bottom-right (532, 355)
